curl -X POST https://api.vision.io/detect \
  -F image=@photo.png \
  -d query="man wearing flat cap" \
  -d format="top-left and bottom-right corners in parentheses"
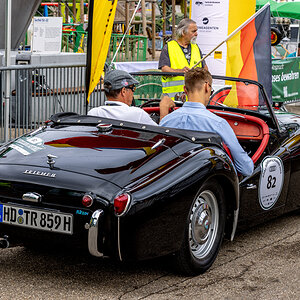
top-left (88, 70), bottom-right (172, 125)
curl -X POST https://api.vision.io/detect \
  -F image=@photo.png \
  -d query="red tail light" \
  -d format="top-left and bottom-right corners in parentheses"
top-left (114, 193), bottom-right (131, 216)
top-left (82, 194), bottom-right (93, 207)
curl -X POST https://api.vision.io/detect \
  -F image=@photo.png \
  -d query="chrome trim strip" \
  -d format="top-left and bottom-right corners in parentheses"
top-left (116, 193), bottom-right (132, 261)
top-left (213, 111), bottom-right (246, 119)
top-left (231, 208), bottom-right (239, 241)
top-left (117, 217), bottom-right (122, 261)
top-left (88, 209), bottom-right (104, 257)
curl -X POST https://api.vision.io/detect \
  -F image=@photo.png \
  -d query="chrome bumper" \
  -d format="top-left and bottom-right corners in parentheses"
top-left (86, 209), bottom-right (104, 257)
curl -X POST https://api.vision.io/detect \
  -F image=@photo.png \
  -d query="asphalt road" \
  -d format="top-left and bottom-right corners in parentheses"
top-left (0, 212), bottom-right (299, 300)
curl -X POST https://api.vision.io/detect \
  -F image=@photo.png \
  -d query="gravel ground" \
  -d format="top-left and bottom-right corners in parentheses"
top-left (0, 212), bottom-right (299, 300)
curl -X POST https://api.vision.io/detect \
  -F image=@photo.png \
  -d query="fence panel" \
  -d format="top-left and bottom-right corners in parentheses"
top-left (107, 34), bottom-right (147, 62)
top-left (60, 29), bottom-right (148, 61)
top-left (0, 63), bottom-right (104, 143)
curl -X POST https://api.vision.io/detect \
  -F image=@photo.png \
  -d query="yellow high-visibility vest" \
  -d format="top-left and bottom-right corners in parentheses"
top-left (162, 40), bottom-right (202, 100)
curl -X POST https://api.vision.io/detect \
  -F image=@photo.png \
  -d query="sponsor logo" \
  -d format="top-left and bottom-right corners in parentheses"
top-left (23, 169), bottom-right (56, 178)
top-left (76, 210), bottom-right (89, 216)
top-left (195, 1), bottom-right (220, 6)
top-left (272, 64), bottom-right (284, 71)
top-left (202, 17), bottom-right (209, 25)
top-left (198, 25), bottom-right (219, 30)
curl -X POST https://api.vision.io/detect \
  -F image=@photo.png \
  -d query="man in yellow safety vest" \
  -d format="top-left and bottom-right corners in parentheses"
top-left (159, 18), bottom-right (208, 110)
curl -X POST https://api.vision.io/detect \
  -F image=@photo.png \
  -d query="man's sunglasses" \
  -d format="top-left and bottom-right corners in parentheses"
top-left (206, 82), bottom-right (214, 96)
top-left (125, 85), bottom-right (136, 92)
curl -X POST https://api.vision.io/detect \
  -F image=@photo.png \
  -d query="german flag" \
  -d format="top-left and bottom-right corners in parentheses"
top-left (224, 4), bottom-right (271, 108)
top-left (86, 0), bottom-right (118, 105)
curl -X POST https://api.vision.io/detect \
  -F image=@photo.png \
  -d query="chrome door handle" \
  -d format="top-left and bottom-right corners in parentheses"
top-left (246, 183), bottom-right (257, 190)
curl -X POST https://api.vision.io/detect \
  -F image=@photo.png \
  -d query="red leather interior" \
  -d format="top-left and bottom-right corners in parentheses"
top-left (209, 110), bottom-right (269, 163)
top-left (143, 106), bottom-right (269, 163)
top-left (209, 110), bottom-right (265, 140)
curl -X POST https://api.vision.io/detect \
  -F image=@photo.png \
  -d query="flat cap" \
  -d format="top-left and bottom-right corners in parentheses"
top-left (103, 69), bottom-right (139, 92)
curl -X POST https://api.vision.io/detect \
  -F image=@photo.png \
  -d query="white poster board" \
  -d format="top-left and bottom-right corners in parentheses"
top-left (191, 1), bottom-right (229, 76)
top-left (32, 17), bottom-right (63, 53)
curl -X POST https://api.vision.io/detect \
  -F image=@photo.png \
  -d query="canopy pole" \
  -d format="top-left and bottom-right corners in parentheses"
top-left (162, 0), bottom-right (166, 47)
top-left (111, 0), bottom-right (142, 64)
top-left (171, 0), bottom-right (175, 40)
top-left (4, 0), bottom-right (11, 143)
top-left (141, 0), bottom-right (147, 37)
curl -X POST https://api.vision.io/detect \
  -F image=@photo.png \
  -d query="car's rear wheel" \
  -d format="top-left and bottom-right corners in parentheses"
top-left (175, 179), bottom-right (226, 275)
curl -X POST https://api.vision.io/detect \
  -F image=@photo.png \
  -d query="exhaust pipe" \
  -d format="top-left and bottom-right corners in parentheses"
top-left (0, 235), bottom-right (9, 249)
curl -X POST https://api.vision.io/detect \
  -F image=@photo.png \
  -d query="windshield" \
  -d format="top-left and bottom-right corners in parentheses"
top-left (208, 78), bottom-right (270, 115)
top-left (130, 72), bottom-right (271, 117)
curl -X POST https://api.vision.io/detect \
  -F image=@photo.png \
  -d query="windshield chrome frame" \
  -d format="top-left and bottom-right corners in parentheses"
top-left (130, 71), bottom-right (281, 133)
top-left (211, 75), bottom-right (280, 132)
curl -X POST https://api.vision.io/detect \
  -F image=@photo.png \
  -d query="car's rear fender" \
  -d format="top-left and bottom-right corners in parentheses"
top-left (116, 146), bottom-right (239, 261)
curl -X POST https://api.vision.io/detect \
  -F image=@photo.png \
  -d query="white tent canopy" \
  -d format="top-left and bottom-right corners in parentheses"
top-left (1, 0), bottom-right (41, 50)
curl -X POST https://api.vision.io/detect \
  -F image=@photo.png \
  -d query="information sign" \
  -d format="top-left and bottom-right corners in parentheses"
top-left (32, 17), bottom-right (63, 53)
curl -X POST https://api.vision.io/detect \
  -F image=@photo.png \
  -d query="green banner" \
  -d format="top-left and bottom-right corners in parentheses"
top-left (272, 57), bottom-right (300, 103)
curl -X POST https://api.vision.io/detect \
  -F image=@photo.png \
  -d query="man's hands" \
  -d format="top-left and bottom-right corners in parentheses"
top-left (161, 65), bottom-right (208, 73)
top-left (159, 96), bottom-right (176, 121)
top-left (161, 66), bottom-right (190, 73)
top-left (181, 66), bottom-right (190, 73)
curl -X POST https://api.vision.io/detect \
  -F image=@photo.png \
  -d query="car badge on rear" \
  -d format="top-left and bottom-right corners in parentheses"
top-left (23, 169), bottom-right (56, 178)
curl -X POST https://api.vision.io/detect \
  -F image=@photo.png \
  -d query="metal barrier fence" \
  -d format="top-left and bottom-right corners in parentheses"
top-left (0, 63), bottom-right (104, 143)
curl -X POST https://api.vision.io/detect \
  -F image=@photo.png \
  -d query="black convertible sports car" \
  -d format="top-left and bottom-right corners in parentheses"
top-left (0, 74), bottom-right (299, 275)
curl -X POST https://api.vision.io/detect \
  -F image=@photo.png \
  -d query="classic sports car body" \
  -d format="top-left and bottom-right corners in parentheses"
top-left (0, 74), bottom-right (299, 275)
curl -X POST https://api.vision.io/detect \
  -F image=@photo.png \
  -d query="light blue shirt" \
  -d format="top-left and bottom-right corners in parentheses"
top-left (160, 102), bottom-right (254, 176)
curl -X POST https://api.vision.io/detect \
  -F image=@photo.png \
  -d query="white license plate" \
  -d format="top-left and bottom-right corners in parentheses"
top-left (0, 204), bottom-right (73, 234)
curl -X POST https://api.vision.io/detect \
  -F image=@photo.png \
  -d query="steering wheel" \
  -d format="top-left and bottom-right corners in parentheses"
top-left (141, 98), bottom-right (183, 124)
top-left (139, 99), bottom-right (162, 123)
top-left (209, 87), bottom-right (231, 106)
top-left (140, 98), bottom-right (162, 108)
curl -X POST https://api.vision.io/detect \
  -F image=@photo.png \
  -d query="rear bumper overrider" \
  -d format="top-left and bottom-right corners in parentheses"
top-left (86, 209), bottom-right (104, 257)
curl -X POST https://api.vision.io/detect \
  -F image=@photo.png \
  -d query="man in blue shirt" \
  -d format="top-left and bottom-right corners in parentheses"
top-left (160, 68), bottom-right (254, 176)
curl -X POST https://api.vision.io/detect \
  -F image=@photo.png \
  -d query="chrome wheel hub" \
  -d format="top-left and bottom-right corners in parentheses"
top-left (192, 203), bottom-right (212, 245)
top-left (189, 190), bottom-right (219, 259)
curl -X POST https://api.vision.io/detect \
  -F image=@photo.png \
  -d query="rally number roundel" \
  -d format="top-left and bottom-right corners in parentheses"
top-left (259, 156), bottom-right (284, 210)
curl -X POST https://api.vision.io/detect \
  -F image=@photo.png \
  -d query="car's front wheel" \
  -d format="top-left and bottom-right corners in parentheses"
top-left (175, 179), bottom-right (226, 275)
